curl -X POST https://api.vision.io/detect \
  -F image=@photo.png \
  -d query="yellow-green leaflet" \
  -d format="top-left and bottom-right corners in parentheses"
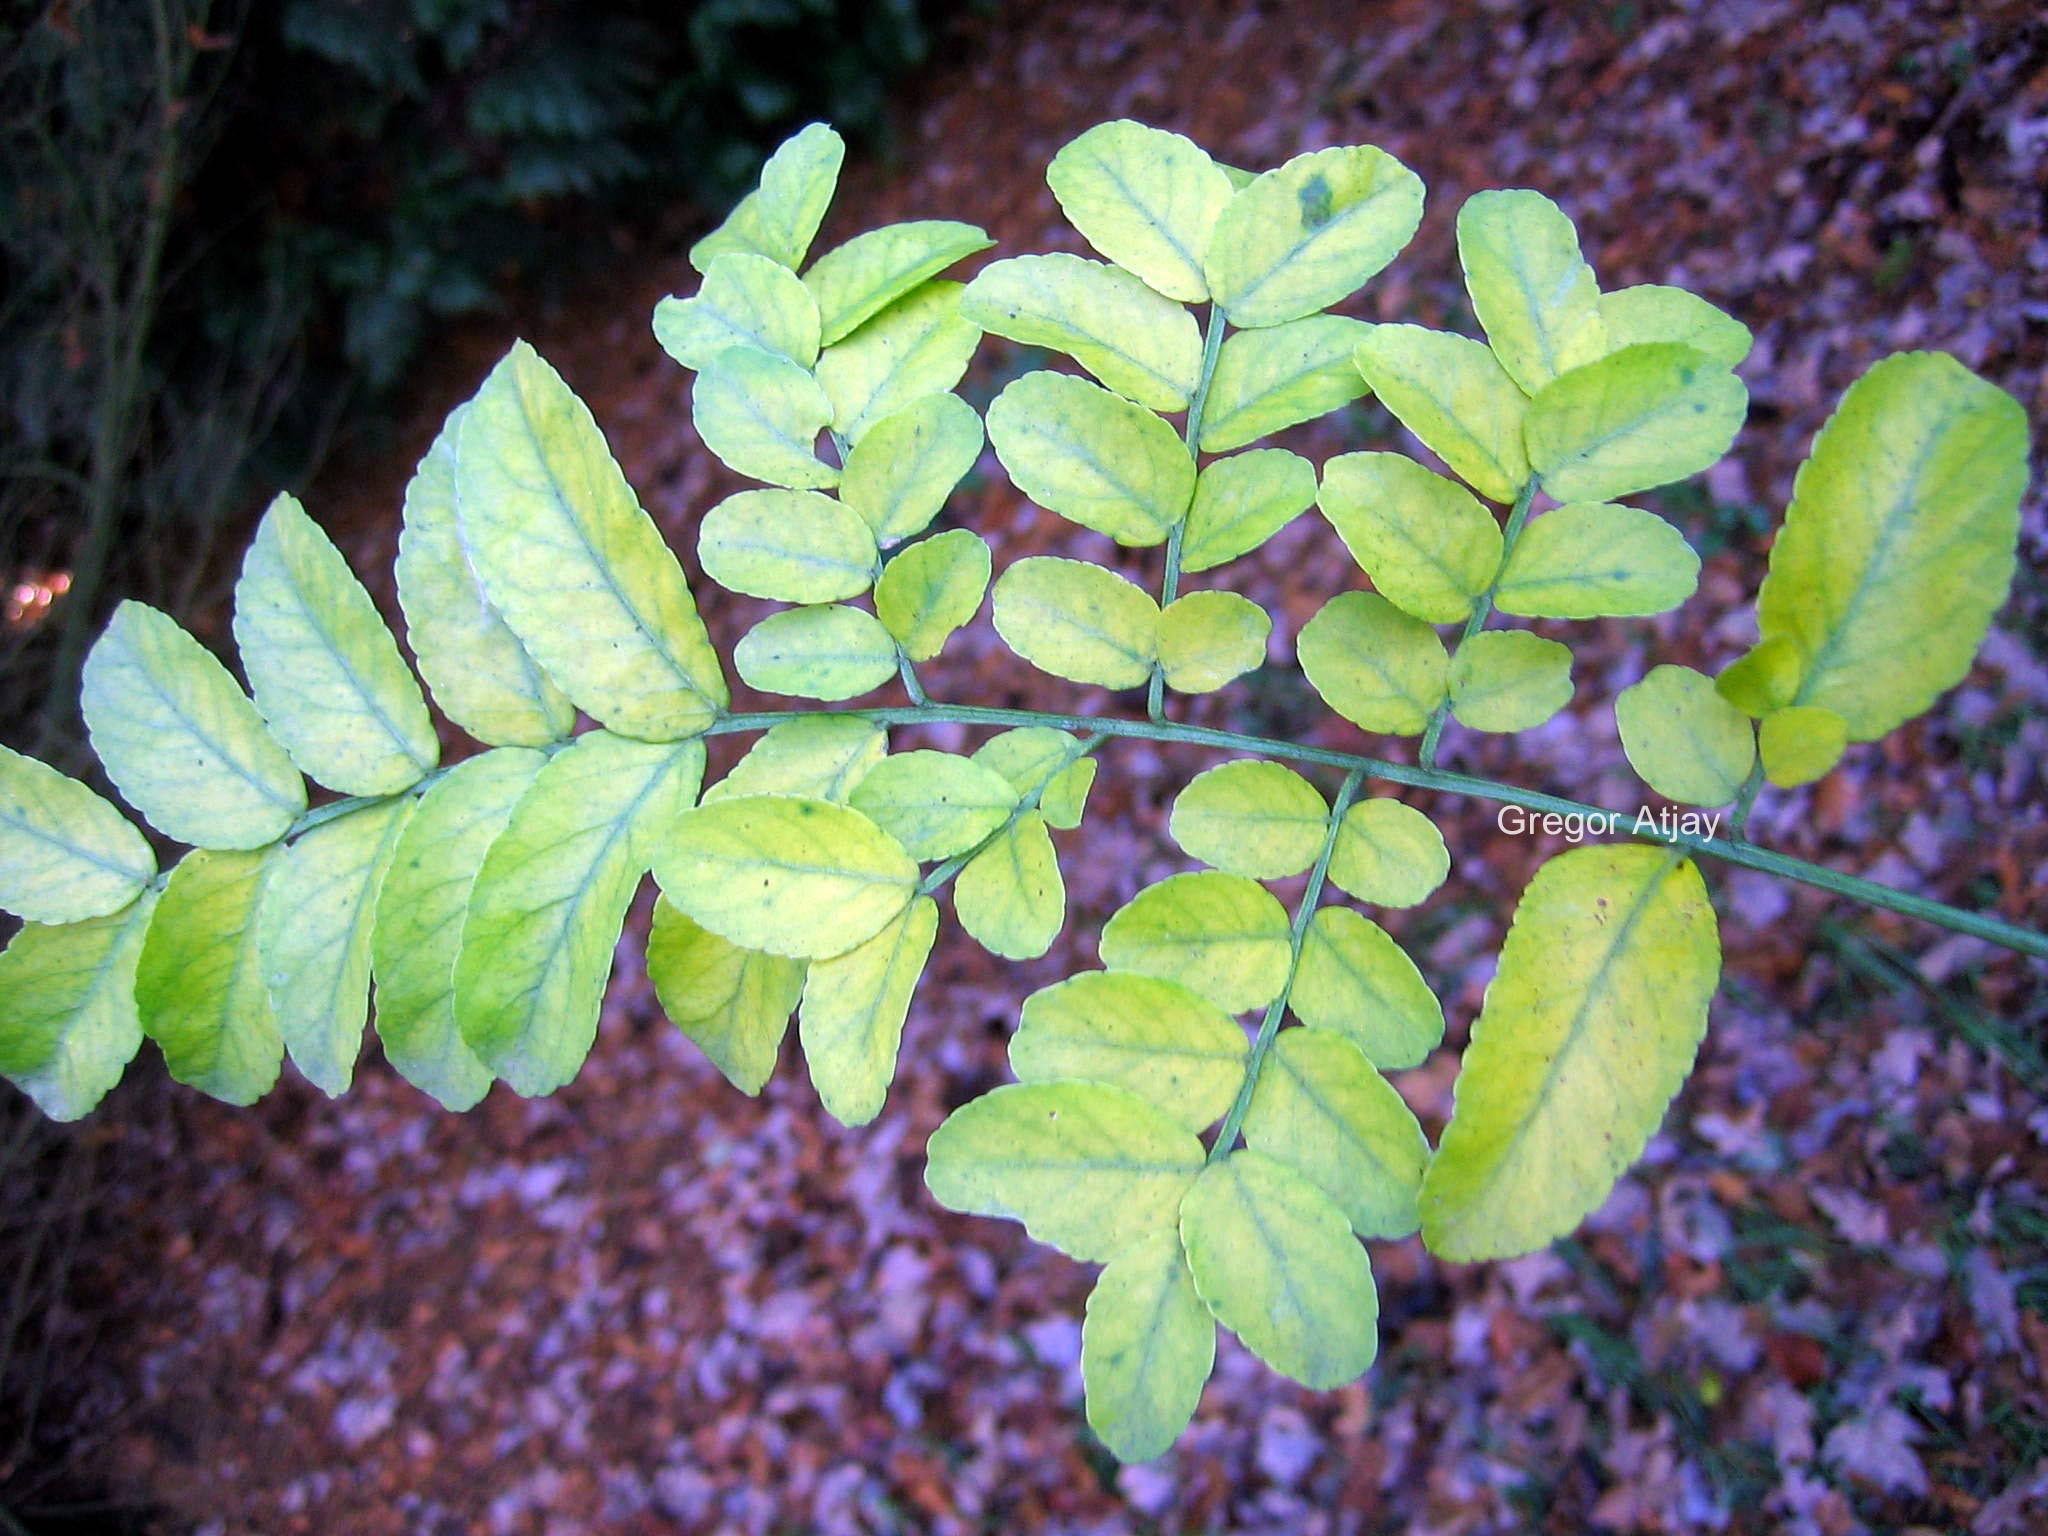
top-left (232, 494), bottom-right (437, 796)
top-left (689, 121), bottom-right (843, 273)
top-left (848, 751), bottom-right (1018, 860)
top-left (1597, 285), bottom-right (1752, 368)
top-left (954, 811), bottom-right (1065, 960)
top-left (1455, 189), bottom-right (1608, 394)
top-left (647, 898), bottom-right (805, 1096)
top-left (1199, 317), bottom-right (1372, 454)
top-left (1081, 1229), bottom-right (1215, 1464)
top-left (1715, 637), bottom-right (1802, 718)
top-left (961, 254), bottom-right (1202, 411)
top-left (697, 489), bottom-right (879, 604)
top-left (1046, 119), bottom-right (1234, 302)
top-left (1493, 502), bottom-right (1700, 619)
top-left (803, 219), bottom-right (993, 345)
top-left (1616, 665), bottom-right (1755, 807)
top-left (1291, 907), bottom-right (1444, 1069)
top-left (993, 557), bottom-right (1160, 689)
top-left (690, 345), bottom-right (839, 489)
top-left (1179, 1150), bottom-right (1378, 1388)
top-left (812, 281), bottom-right (978, 441)
top-left (1448, 630), bottom-right (1574, 733)
top-left (1354, 325), bottom-right (1530, 503)
top-left (135, 846), bottom-right (286, 1106)
top-left (974, 727), bottom-right (1086, 799)
top-left (1169, 760), bottom-right (1329, 880)
top-left (653, 252), bottom-right (821, 371)
top-left (839, 393), bottom-right (984, 543)
top-left (260, 795), bottom-right (414, 1097)
top-left (456, 732), bottom-right (704, 1096)
top-left (1317, 452), bottom-right (1503, 624)
top-left (924, 1080), bottom-right (1205, 1262)
top-left (703, 717), bottom-right (885, 805)
top-left (1156, 591), bottom-right (1270, 694)
top-left (1328, 799), bottom-right (1450, 908)
top-left (1039, 758), bottom-right (1097, 831)
top-left (1244, 1027), bottom-right (1429, 1238)
top-left (81, 601), bottom-right (306, 850)
top-left (874, 529), bottom-right (992, 661)
top-left (1178, 449), bottom-right (1316, 573)
top-left (456, 341), bottom-right (727, 738)
top-left (0, 745), bottom-right (155, 923)
top-left (394, 406), bottom-right (574, 747)
top-left (371, 747), bottom-right (547, 1111)
top-left (1421, 845), bottom-right (1720, 1261)
top-left (1524, 343), bottom-right (1747, 502)
top-left (797, 894), bottom-right (938, 1126)
top-left (1755, 352), bottom-right (2027, 741)
top-left (734, 604), bottom-right (899, 701)
top-left (1100, 871), bottom-right (1291, 1014)
top-left (985, 371), bottom-right (1195, 546)
top-left (655, 794), bottom-right (917, 961)
top-left (1759, 706), bottom-right (1849, 789)
top-left (1010, 971), bottom-right (1248, 1132)
top-left (1297, 592), bottom-right (1449, 736)
top-left (0, 888), bottom-right (156, 1121)
top-left (1206, 144), bottom-right (1423, 328)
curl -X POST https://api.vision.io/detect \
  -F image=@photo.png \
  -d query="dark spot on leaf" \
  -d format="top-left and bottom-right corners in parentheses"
top-left (1298, 173), bottom-right (1336, 230)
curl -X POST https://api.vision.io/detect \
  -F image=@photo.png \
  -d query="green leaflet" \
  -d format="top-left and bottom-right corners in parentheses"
top-left (838, 393), bottom-right (985, 544)
top-left (1199, 317), bottom-right (1372, 454)
top-left (1169, 760), bottom-right (1329, 880)
top-left (698, 489), bottom-right (879, 604)
top-left (371, 747), bottom-right (547, 1111)
top-left (1760, 706), bottom-right (1849, 789)
top-left (1524, 343), bottom-right (1747, 502)
top-left (1327, 799), bottom-right (1450, 908)
top-left (1178, 449), bottom-right (1316, 574)
top-left (848, 750), bottom-right (1018, 860)
top-left (985, 370), bottom-right (1195, 545)
top-left (260, 796), bottom-right (414, 1097)
top-left (1455, 189), bottom-right (1608, 394)
top-left (734, 605), bottom-right (899, 701)
top-left (0, 745), bottom-right (155, 923)
top-left (954, 811), bottom-right (1065, 960)
top-left (1099, 871), bottom-right (1291, 1014)
top-left (457, 341), bottom-right (727, 739)
top-left (655, 793), bottom-right (917, 961)
top-left (1206, 144), bottom-right (1423, 328)
top-left (1081, 1229), bottom-right (1215, 1463)
top-left (647, 898), bottom-right (805, 1096)
top-left (803, 220), bottom-right (993, 346)
top-left (1046, 119), bottom-right (1234, 303)
top-left (1448, 630), bottom-right (1574, 733)
top-left (961, 254), bottom-right (1202, 411)
top-left (874, 529), bottom-right (992, 661)
top-left (1421, 845), bottom-right (1721, 1262)
top-left (974, 727), bottom-right (1086, 800)
top-left (812, 281), bottom-right (979, 442)
top-left (703, 717), bottom-right (886, 805)
top-left (1297, 591), bottom-right (1449, 736)
top-left (1244, 1027), bottom-right (1429, 1238)
top-left (456, 732), bottom-right (705, 1096)
top-left (1597, 285), bottom-right (1752, 368)
top-left (1179, 1150), bottom-right (1379, 1388)
top-left (690, 121), bottom-right (844, 273)
top-left (992, 557), bottom-right (1160, 689)
top-left (1494, 502), bottom-right (1700, 619)
top-left (1755, 352), bottom-right (2027, 740)
top-left (1156, 591), bottom-right (1270, 694)
top-left (395, 406), bottom-right (574, 748)
top-left (797, 894), bottom-right (938, 1126)
top-left (1616, 665), bottom-right (1756, 808)
top-left (135, 846), bottom-right (285, 1106)
top-left (1354, 325), bottom-right (1530, 503)
top-left (924, 1080), bottom-right (1205, 1262)
top-left (1292, 907), bottom-right (1444, 1069)
top-left (81, 601), bottom-right (306, 850)
top-left (691, 345), bottom-right (839, 489)
top-left (1317, 452), bottom-right (1503, 624)
top-left (0, 888), bottom-right (157, 1122)
top-left (1715, 637), bottom-right (1803, 718)
top-left (1039, 758), bottom-right (1097, 831)
top-left (1010, 971), bottom-right (1248, 1132)
top-left (654, 252), bottom-right (822, 371)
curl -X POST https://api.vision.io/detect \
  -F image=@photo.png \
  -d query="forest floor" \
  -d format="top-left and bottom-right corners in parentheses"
top-left (11, 1), bottom-right (2048, 1532)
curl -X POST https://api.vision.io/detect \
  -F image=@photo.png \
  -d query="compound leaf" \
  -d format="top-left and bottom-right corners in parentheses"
top-left (1047, 119), bottom-right (1234, 302)
top-left (992, 557), bottom-right (1159, 689)
top-left (654, 252), bottom-right (821, 371)
top-left (704, 717), bottom-right (886, 806)
top-left (848, 750), bottom-right (1018, 860)
top-left (1082, 1229), bottom-right (1215, 1463)
top-left (798, 894), bottom-right (938, 1126)
top-left (1456, 189), bottom-right (1608, 394)
top-left (1328, 799), bottom-right (1450, 908)
top-left (1010, 971), bottom-right (1248, 1132)
top-left (698, 489), bottom-right (878, 603)
top-left (962, 253), bottom-right (1201, 411)
top-left (1178, 449), bottom-right (1316, 574)
top-left (954, 811), bottom-right (1064, 960)
top-left (734, 605), bottom-right (899, 701)
top-left (985, 370), bottom-right (1194, 545)
top-left (813, 281), bottom-right (979, 442)
top-left (647, 897), bottom-right (805, 1095)
top-left (1297, 591), bottom-right (1449, 736)
top-left (1292, 907), bottom-right (1443, 1069)
top-left (691, 345), bottom-right (839, 489)
top-left (1168, 760), bottom-right (1328, 880)
top-left (874, 529), bottom-right (992, 661)
top-left (1199, 316), bottom-right (1371, 454)
top-left (1156, 590), bottom-right (1270, 694)
top-left (1525, 343), bottom-right (1747, 502)
top-left (1354, 325), bottom-right (1530, 503)
top-left (1616, 665), bottom-right (1755, 807)
top-left (690, 121), bottom-right (843, 273)
top-left (804, 220), bottom-right (993, 346)
top-left (0, 888), bottom-right (157, 1122)
top-left (0, 745), bottom-right (155, 924)
top-left (1494, 502), bottom-right (1699, 619)
top-left (1759, 705), bottom-right (1849, 789)
top-left (1448, 630), bottom-right (1574, 733)
top-left (1597, 285), bottom-right (1751, 368)
top-left (1099, 871), bottom-right (1291, 1014)
top-left (839, 393), bottom-right (985, 544)
top-left (1317, 452), bottom-right (1502, 624)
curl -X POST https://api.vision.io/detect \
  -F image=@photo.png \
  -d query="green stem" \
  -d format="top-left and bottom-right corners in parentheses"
top-left (1729, 759), bottom-right (1766, 840)
top-left (1147, 304), bottom-right (1228, 723)
top-left (896, 649), bottom-right (930, 707)
top-left (916, 732), bottom-right (1106, 897)
top-left (1419, 477), bottom-right (1540, 769)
